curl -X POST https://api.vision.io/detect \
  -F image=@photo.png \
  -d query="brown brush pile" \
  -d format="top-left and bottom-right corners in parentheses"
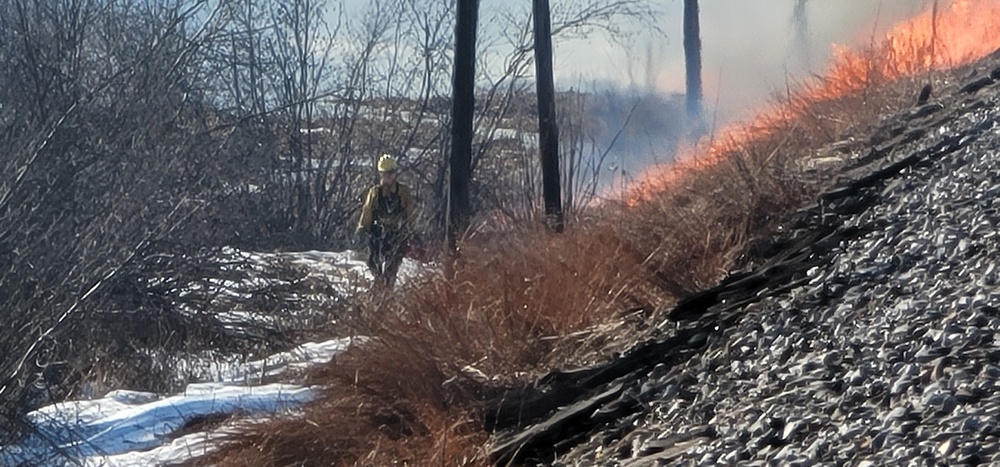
top-left (193, 42), bottom-right (970, 467)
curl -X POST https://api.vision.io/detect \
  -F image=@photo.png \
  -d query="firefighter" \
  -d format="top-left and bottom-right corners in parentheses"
top-left (356, 154), bottom-right (414, 288)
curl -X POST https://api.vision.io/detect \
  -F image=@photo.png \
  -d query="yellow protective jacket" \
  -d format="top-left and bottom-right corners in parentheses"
top-left (356, 182), bottom-right (414, 234)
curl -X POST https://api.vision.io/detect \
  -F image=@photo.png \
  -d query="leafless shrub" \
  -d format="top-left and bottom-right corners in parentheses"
top-left (0, 0), bottom-right (221, 432)
top-left (0, 0), bottom-right (354, 442)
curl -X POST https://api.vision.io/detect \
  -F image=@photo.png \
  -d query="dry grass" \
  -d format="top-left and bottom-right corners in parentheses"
top-left (197, 223), bottom-right (652, 466)
top-left (201, 345), bottom-right (487, 466)
top-left (194, 30), bottom-right (988, 467)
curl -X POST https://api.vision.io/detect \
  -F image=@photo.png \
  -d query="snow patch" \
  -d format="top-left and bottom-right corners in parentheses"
top-left (1, 338), bottom-right (356, 466)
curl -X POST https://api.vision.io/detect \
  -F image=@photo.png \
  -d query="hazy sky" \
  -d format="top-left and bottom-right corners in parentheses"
top-left (553, 0), bottom-right (933, 121)
top-left (335, 0), bottom-right (935, 121)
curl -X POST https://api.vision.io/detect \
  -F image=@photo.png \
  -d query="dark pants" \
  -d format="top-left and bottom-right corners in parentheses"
top-left (367, 224), bottom-right (406, 287)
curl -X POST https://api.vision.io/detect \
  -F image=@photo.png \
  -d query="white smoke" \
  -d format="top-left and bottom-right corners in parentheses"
top-left (555, 0), bottom-right (934, 124)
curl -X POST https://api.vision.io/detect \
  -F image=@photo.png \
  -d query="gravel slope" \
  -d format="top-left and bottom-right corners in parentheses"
top-left (495, 57), bottom-right (1000, 467)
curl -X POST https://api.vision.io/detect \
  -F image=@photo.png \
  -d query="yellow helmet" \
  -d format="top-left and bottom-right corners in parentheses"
top-left (377, 154), bottom-right (398, 172)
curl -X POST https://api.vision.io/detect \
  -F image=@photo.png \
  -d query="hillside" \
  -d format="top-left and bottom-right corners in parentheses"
top-left (7, 1), bottom-right (1000, 465)
top-left (164, 2), bottom-right (1000, 462)
top-left (11, 51), bottom-right (998, 465)
top-left (490, 52), bottom-right (1000, 465)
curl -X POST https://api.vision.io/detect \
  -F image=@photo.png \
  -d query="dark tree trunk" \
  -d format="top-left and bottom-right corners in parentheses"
top-left (449, 0), bottom-right (478, 249)
top-left (683, 0), bottom-right (703, 123)
top-left (792, 0), bottom-right (810, 69)
top-left (533, 0), bottom-right (563, 232)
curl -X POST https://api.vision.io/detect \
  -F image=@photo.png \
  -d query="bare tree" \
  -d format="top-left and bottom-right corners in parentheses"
top-left (268, 0), bottom-right (336, 243)
top-left (468, 0), bottom-right (658, 225)
top-left (792, 0), bottom-right (811, 70)
top-left (533, 0), bottom-right (564, 232)
top-left (449, 0), bottom-right (478, 249)
top-left (0, 0), bottom-right (247, 433)
top-left (684, 0), bottom-right (703, 129)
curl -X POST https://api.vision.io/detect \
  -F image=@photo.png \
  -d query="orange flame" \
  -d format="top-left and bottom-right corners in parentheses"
top-left (623, 0), bottom-right (1000, 205)
top-left (825, 0), bottom-right (1000, 95)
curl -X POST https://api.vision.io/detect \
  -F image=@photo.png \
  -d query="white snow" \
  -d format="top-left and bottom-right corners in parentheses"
top-left (216, 338), bottom-right (358, 385)
top-left (1, 247), bottom-right (429, 466)
top-left (93, 430), bottom-right (230, 467)
top-left (271, 249), bottom-right (427, 293)
top-left (0, 336), bottom-right (352, 466)
top-left (0, 383), bottom-right (311, 466)
top-left (11, 384), bottom-right (313, 465)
